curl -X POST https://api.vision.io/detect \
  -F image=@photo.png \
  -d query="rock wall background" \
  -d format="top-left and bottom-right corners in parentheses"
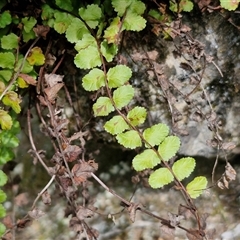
top-left (115, 12), bottom-right (240, 160)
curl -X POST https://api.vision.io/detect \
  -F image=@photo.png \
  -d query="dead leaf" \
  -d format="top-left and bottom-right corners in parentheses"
top-left (192, 111), bottom-right (203, 122)
top-left (44, 83), bottom-right (64, 103)
top-left (128, 203), bottom-right (141, 222)
top-left (217, 162), bottom-right (236, 190)
top-left (168, 212), bottom-right (184, 227)
top-left (63, 145), bottom-right (82, 162)
top-left (178, 204), bottom-right (192, 219)
top-left (56, 119), bottom-right (69, 132)
top-left (14, 193), bottom-right (29, 206)
top-left (28, 208), bottom-right (45, 219)
top-left (3, 215), bottom-right (13, 229)
top-left (225, 162), bottom-right (236, 181)
top-left (108, 214), bottom-right (116, 225)
top-left (33, 25), bottom-right (50, 39)
top-left (45, 53), bottom-right (56, 67)
top-left (68, 131), bottom-right (89, 143)
top-left (186, 229), bottom-right (205, 240)
top-left (76, 206), bottom-right (94, 220)
top-left (17, 218), bottom-right (32, 229)
top-left (131, 175), bottom-right (140, 184)
top-left (181, 24), bottom-right (191, 33)
top-left (69, 217), bottom-right (83, 233)
top-left (72, 160), bottom-right (98, 186)
top-left (37, 95), bottom-right (48, 106)
top-left (45, 73), bottom-right (64, 87)
top-left (217, 181), bottom-right (225, 189)
top-left (222, 176), bottom-right (229, 189)
top-left (65, 186), bottom-right (77, 200)
top-left (221, 142), bottom-right (236, 151)
top-left (160, 224), bottom-right (175, 236)
top-left (42, 191), bottom-right (51, 205)
top-left (19, 73), bottom-right (37, 86)
top-left (59, 176), bottom-right (72, 191)
top-left (51, 151), bottom-right (62, 164)
top-left (206, 111), bottom-right (217, 122)
top-left (197, 0), bottom-right (212, 11)
top-left (147, 50), bottom-right (158, 61)
top-left (1, 232), bottom-right (12, 240)
top-left (206, 139), bottom-right (218, 148)
top-left (82, 188), bottom-right (90, 201)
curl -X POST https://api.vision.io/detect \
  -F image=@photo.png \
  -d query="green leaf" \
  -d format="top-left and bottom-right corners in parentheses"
top-left (74, 46), bottom-right (101, 69)
top-left (74, 34), bottom-right (97, 51)
top-left (170, 0), bottom-right (194, 12)
top-left (181, 0), bottom-right (194, 12)
top-left (79, 4), bottom-right (102, 29)
top-left (107, 65), bottom-right (132, 88)
top-left (113, 85), bottom-right (134, 109)
top-left (55, 0), bottom-right (73, 11)
top-left (22, 29), bottom-right (36, 42)
top-left (143, 123), bottom-right (169, 147)
top-left (15, 57), bottom-right (33, 74)
top-left (0, 223), bottom-right (6, 237)
top-left (0, 190), bottom-right (7, 203)
top-left (2, 91), bottom-right (21, 113)
top-left (149, 167), bottom-right (174, 188)
top-left (0, 204), bottom-right (6, 218)
top-left (0, 131), bottom-right (19, 148)
top-left (100, 40), bottom-right (118, 62)
top-left (172, 157), bottom-right (196, 181)
top-left (129, 1), bottom-right (146, 14)
top-left (93, 97), bottom-right (114, 116)
top-left (148, 9), bottom-right (164, 21)
top-left (158, 136), bottom-right (181, 161)
top-left (123, 12), bottom-right (146, 31)
top-left (1, 33), bottom-right (18, 49)
top-left (0, 52), bottom-right (15, 69)
top-left (27, 47), bottom-right (45, 66)
top-left (0, 147), bottom-right (14, 164)
top-left (112, 0), bottom-right (132, 16)
top-left (220, 0), bottom-right (240, 11)
top-left (17, 76), bottom-right (29, 88)
top-left (104, 17), bottom-right (122, 44)
top-left (0, 110), bottom-right (12, 130)
top-left (54, 11), bottom-right (73, 34)
top-left (132, 149), bottom-right (160, 171)
top-left (0, 70), bottom-right (12, 82)
top-left (104, 115), bottom-right (129, 135)
top-left (116, 130), bottom-right (142, 149)
top-left (0, 81), bottom-right (5, 93)
top-left (0, 11), bottom-right (12, 28)
top-left (41, 4), bottom-right (55, 21)
top-left (22, 17), bottom-right (37, 33)
top-left (186, 176), bottom-right (208, 199)
top-left (82, 68), bottom-right (105, 91)
top-left (0, 170), bottom-right (7, 186)
top-left (127, 106), bottom-right (147, 126)
top-left (169, 1), bottom-right (178, 12)
top-left (10, 119), bottom-right (20, 135)
top-left (65, 18), bottom-right (89, 43)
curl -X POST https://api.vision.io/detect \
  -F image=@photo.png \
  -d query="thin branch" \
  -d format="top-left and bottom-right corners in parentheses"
top-left (46, 101), bottom-right (77, 189)
top-left (27, 108), bottom-right (49, 173)
top-left (212, 144), bottom-right (220, 183)
top-left (31, 175), bottom-right (56, 210)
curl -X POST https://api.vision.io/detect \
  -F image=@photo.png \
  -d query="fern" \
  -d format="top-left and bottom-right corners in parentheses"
top-left (59, 0), bottom-right (208, 199)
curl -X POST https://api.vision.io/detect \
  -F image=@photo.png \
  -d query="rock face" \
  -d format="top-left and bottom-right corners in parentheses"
top-left (122, 12), bottom-right (240, 159)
